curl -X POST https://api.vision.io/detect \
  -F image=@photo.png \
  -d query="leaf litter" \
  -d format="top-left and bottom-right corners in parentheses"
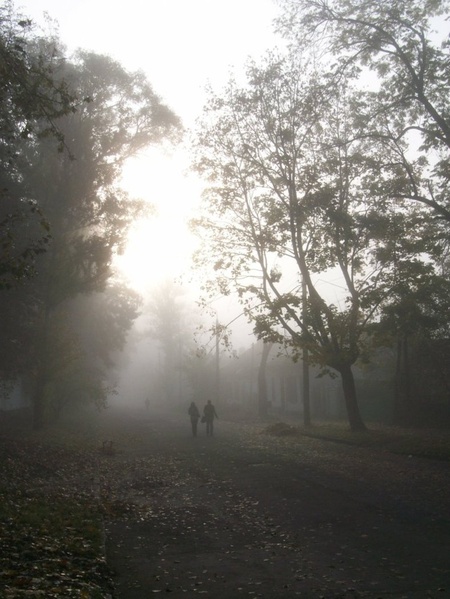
top-left (2, 410), bottom-right (449, 598)
top-left (0, 434), bottom-right (116, 598)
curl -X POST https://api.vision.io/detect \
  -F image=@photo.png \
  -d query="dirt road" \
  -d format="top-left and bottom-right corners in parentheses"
top-left (100, 408), bottom-right (450, 598)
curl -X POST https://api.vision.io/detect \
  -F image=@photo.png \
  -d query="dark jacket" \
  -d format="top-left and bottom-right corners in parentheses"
top-left (203, 402), bottom-right (218, 421)
top-left (188, 403), bottom-right (200, 420)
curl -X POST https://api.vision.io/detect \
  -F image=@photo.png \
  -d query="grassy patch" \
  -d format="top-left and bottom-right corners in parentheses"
top-left (0, 492), bottom-right (111, 598)
top-left (0, 494), bottom-right (102, 548)
top-left (262, 420), bottom-right (450, 461)
top-left (0, 421), bottom-right (114, 599)
top-left (297, 422), bottom-right (450, 461)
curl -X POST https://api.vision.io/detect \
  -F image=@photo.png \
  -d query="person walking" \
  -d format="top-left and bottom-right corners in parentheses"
top-left (203, 399), bottom-right (218, 437)
top-left (188, 401), bottom-right (200, 437)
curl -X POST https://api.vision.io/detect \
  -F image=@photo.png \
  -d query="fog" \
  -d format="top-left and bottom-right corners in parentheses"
top-left (11, 2), bottom-right (280, 415)
top-left (2, 0), bottom-right (450, 436)
top-left (5, 0), bottom-right (317, 418)
top-left (21, 0), bottom-right (279, 127)
top-left (109, 280), bottom-right (256, 413)
top-left (2, 4), bottom-right (450, 596)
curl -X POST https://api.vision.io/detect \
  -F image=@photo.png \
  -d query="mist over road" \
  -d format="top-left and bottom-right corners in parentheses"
top-left (102, 407), bottom-right (450, 598)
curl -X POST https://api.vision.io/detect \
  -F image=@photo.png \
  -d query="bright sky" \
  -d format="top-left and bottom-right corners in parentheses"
top-left (17, 0), bottom-right (281, 298)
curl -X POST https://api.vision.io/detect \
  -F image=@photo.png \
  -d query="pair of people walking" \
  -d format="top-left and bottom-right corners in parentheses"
top-left (188, 400), bottom-right (218, 437)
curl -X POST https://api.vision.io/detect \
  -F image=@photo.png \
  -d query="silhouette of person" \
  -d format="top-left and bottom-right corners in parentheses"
top-left (203, 400), bottom-right (218, 436)
top-left (188, 401), bottom-right (200, 437)
top-left (144, 398), bottom-right (150, 410)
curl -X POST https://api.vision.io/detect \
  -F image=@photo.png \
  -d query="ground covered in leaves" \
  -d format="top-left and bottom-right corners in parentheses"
top-left (1, 407), bottom-right (450, 598)
top-left (0, 418), bottom-right (116, 598)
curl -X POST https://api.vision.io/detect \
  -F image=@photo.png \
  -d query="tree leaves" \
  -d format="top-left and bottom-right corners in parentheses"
top-left (0, 3), bottom-right (182, 425)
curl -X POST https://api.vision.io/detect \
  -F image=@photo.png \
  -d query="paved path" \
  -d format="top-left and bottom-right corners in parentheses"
top-left (99, 408), bottom-right (450, 598)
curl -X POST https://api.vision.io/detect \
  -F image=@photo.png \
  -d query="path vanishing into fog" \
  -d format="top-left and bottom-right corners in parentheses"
top-left (98, 407), bottom-right (450, 598)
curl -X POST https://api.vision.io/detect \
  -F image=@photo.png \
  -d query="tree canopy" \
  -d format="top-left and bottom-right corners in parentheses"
top-left (276, 0), bottom-right (450, 226)
top-left (0, 4), bottom-right (182, 427)
top-left (0, 2), bottom-right (77, 288)
top-left (192, 0), bottom-right (450, 430)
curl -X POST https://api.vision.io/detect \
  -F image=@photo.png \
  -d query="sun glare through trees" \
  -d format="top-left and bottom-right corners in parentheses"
top-left (115, 150), bottom-right (202, 293)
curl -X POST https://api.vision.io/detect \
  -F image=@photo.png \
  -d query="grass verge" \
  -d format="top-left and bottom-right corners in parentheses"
top-left (0, 420), bottom-right (114, 599)
top-left (264, 420), bottom-right (450, 461)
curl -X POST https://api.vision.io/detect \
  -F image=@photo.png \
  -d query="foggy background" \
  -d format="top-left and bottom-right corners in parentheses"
top-left (2, 0), bottom-right (450, 433)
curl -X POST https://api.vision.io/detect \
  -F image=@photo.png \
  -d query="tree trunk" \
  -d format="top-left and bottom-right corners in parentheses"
top-left (394, 334), bottom-right (411, 425)
top-left (301, 277), bottom-right (311, 427)
top-left (280, 376), bottom-right (286, 414)
top-left (32, 304), bottom-right (51, 431)
top-left (302, 350), bottom-right (311, 427)
top-left (339, 363), bottom-right (367, 432)
top-left (258, 342), bottom-right (273, 417)
top-left (32, 373), bottom-right (46, 431)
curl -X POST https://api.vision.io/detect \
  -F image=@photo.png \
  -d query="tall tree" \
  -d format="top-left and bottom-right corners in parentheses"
top-left (276, 0), bottom-right (450, 225)
top-left (144, 281), bottom-right (190, 405)
top-left (43, 281), bottom-right (142, 419)
top-left (0, 35), bottom-right (181, 427)
top-left (276, 0), bottom-right (450, 421)
top-left (0, 2), bottom-right (76, 288)
top-left (192, 53), bottom-right (434, 431)
top-left (257, 341), bottom-right (273, 417)
top-left (370, 270), bottom-right (450, 423)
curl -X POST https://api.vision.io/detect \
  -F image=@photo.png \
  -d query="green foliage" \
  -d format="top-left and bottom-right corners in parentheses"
top-left (277, 0), bottom-right (450, 226)
top-left (0, 4), bottom-right (181, 426)
top-left (191, 2), bottom-right (450, 428)
top-left (0, 196), bottom-right (51, 289)
top-left (193, 53), bottom-right (399, 367)
top-left (0, 3), bottom-right (77, 288)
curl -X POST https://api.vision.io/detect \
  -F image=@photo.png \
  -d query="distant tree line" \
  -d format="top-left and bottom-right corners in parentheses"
top-left (191, 0), bottom-right (450, 430)
top-left (0, 1), bottom-right (181, 428)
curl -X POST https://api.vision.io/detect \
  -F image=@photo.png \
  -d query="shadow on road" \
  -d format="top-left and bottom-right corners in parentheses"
top-left (99, 406), bottom-right (450, 598)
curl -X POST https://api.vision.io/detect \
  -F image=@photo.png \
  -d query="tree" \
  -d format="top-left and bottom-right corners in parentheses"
top-left (43, 281), bottom-right (142, 419)
top-left (257, 341), bottom-right (273, 417)
top-left (276, 0), bottom-right (450, 422)
top-left (0, 34), bottom-right (181, 427)
top-left (144, 281), bottom-right (191, 405)
top-left (192, 53), bottom-right (436, 431)
top-left (276, 0), bottom-right (450, 226)
top-left (369, 270), bottom-right (450, 423)
top-left (184, 347), bottom-right (216, 407)
top-left (0, 2), bottom-right (76, 288)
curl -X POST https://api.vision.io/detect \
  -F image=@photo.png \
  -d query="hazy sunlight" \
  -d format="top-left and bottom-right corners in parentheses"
top-left (115, 148), bottom-right (202, 294)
